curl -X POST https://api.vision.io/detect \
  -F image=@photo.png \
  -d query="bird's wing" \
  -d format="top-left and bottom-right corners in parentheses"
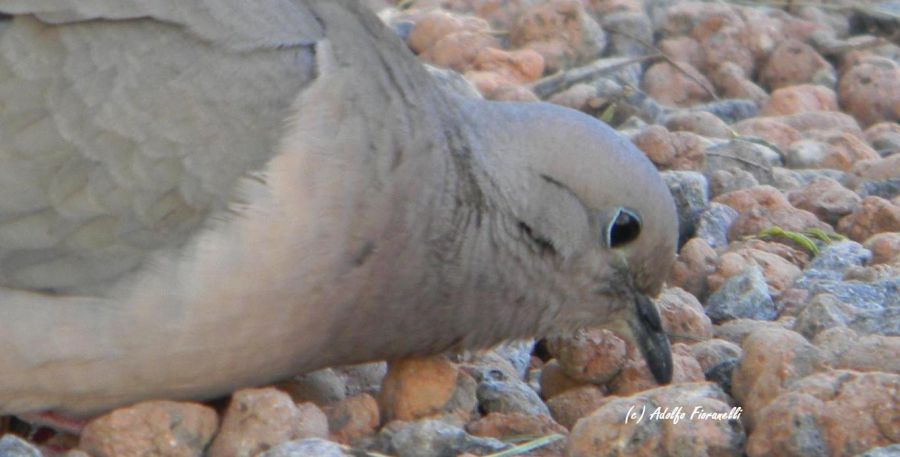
top-left (0, 0), bottom-right (324, 293)
top-left (0, 0), bottom-right (323, 49)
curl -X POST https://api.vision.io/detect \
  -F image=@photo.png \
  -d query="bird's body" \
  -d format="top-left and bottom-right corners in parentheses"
top-left (0, 0), bottom-right (678, 415)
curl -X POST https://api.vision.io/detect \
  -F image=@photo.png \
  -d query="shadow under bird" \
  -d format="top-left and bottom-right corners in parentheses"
top-left (0, 0), bottom-right (678, 415)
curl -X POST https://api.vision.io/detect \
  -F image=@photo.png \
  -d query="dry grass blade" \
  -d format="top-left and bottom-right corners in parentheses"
top-left (482, 433), bottom-right (566, 457)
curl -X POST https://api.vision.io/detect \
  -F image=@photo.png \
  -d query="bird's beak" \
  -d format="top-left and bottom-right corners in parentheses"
top-left (623, 293), bottom-right (673, 384)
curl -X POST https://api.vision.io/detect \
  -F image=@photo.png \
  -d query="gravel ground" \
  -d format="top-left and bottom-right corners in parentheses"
top-left (2, 1), bottom-right (898, 456)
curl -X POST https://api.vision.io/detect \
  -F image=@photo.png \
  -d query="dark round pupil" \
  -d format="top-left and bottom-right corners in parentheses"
top-left (609, 210), bottom-right (641, 247)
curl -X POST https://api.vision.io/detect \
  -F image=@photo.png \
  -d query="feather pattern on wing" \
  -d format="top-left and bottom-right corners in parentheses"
top-left (0, 1), bottom-right (322, 292)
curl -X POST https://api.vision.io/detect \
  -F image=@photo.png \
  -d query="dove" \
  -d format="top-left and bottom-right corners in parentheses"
top-left (0, 0), bottom-right (678, 415)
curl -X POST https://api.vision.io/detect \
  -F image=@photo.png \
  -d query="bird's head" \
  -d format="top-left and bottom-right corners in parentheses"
top-left (467, 99), bottom-right (678, 383)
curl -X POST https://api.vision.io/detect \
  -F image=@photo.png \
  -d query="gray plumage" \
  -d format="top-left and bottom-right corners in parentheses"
top-left (0, 0), bottom-right (678, 415)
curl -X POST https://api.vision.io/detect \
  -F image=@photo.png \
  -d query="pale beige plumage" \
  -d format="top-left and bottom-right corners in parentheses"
top-left (0, 0), bottom-right (678, 415)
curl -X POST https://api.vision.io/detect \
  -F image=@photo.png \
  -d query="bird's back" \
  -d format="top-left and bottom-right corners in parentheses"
top-left (0, 0), bottom-right (325, 294)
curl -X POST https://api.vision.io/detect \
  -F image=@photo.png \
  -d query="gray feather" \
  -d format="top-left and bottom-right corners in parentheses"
top-left (0, 2), bottom-right (320, 291)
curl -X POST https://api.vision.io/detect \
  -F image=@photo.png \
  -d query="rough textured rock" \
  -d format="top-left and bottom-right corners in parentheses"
top-left (670, 238), bottom-right (718, 300)
top-left (786, 132), bottom-right (881, 171)
top-left (656, 286), bottom-right (713, 344)
top-left (792, 293), bottom-right (864, 339)
top-left (662, 171), bottom-right (710, 243)
top-left (760, 40), bottom-right (836, 90)
top-left (373, 419), bottom-right (507, 457)
top-left (209, 388), bottom-right (328, 457)
top-left (278, 368), bottom-right (347, 407)
top-left (509, 0), bottom-right (606, 73)
top-left (545, 385), bottom-right (608, 430)
top-left (837, 196), bottom-right (900, 242)
top-left (706, 266), bottom-right (777, 323)
top-left (466, 413), bottom-right (567, 456)
top-left (863, 122), bottom-right (900, 157)
top-left (476, 373), bottom-right (550, 417)
top-left (695, 203), bottom-right (739, 250)
top-left (787, 176), bottom-right (862, 224)
top-left (762, 84), bottom-right (838, 116)
top-left (538, 359), bottom-right (589, 401)
top-left (733, 117), bottom-right (802, 152)
top-left (711, 61), bottom-right (770, 104)
top-left (708, 168), bottom-right (760, 198)
top-left (0, 435), bottom-right (42, 457)
top-left (325, 394), bottom-right (381, 445)
top-left (708, 246), bottom-right (803, 296)
top-left (838, 57), bottom-right (900, 127)
top-left (643, 61), bottom-right (715, 107)
top-left (663, 111), bottom-right (732, 139)
top-left (713, 318), bottom-right (787, 345)
top-left (632, 125), bottom-right (708, 171)
top-left (731, 327), bottom-right (827, 430)
top-left (610, 343), bottom-right (705, 396)
top-left (746, 370), bottom-right (900, 457)
top-left (567, 383), bottom-right (745, 457)
top-left (546, 328), bottom-right (627, 385)
top-left (379, 357), bottom-right (476, 423)
top-left (863, 232), bottom-right (900, 265)
top-left (258, 438), bottom-right (351, 457)
top-left (79, 401), bottom-right (218, 457)
top-left (813, 326), bottom-right (900, 374)
top-left (779, 111), bottom-right (863, 138)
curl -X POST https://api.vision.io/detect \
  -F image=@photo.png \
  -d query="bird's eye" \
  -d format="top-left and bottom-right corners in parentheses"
top-left (605, 208), bottom-right (642, 248)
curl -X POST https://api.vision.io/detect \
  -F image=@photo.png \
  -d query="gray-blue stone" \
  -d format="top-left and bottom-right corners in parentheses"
top-left (476, 377), bottom-right (551, 417)
top-left (0, 435), bottom-right (42, 457)
top-left (854, 444), bottom-right (900, 457)
top-left (705, 266), bottom-right (777, 323)
top-left (794, 241), bottom-right (872, 285)
top-left (491, 340), bottom-right (535, 381)
top-left (857, 178), bottom-right (900, 200)
top-left (661, 171), bottom-right (710, 245)
top-left (259, 439), bottom-right (349, 457)
top-left (373, 419), bottom-right (508, 457)
top-left (695, 203), bottom-right (739, 250)
top-left (791, 279), bottom-right (900, 336)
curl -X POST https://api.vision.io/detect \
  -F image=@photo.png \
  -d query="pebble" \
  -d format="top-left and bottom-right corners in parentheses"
top-left (209, 388), bottom-right (328, 457)
top-left (661, 170), bottom-right (710, 244)
top-left (694, 202), bottom-right (739, 250)
top-left (786, 175), bottom-right (861, 224)
top-left (378, 356), bottom-right (476, 422)
top-left (476, 374), bottom-right (551, 417)
top-left (837, 196), bottom-right (900, 242)
top-left (759, 40), bottom-right (836, 90)
top-left (761, 84), bottom-right (838, 116)
top-left (655, 286), bottom-right (713, 344)
top-left (79, 400), bottom-right (218, 457)
top-left (258, 439), bottom-right (350, 457)
top-left (746, 370), bottom-right (900, 457)
top-left (371, 419), bottom-right (507, 457)
top-left (326, 394), bottom-right (381, 445)
top-left (545, 328), bottom-right (627, 385)
top-left (731, 327), bottom-right (827, 429)
top-left (545, 385), bottom-right (607, 430)
top-left (670, 237), bottom-right (718, 300)
top-left (705, 266), bottom-right (777, 323)
top-left (0, 435), bottom-right (42, 457)
top-left (643, 61), bottom-right (715, 107)
top-left (838, 57), bottom-right (900, 127)
top-left (466, 412), bottom-right (567, 456)
top-left (632, 125), bottom-right (708, 171)
top-left (567, 382), bottom-right (746, 457)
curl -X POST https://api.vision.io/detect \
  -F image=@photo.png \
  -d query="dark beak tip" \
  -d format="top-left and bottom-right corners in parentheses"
top-left (634, 293), bottom-right (674, 385)
top-left (649, 348), bottom-right (674, 385)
